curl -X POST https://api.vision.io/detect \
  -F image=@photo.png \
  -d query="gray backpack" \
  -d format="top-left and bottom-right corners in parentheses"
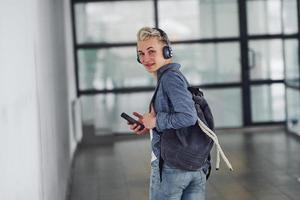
top-left (153, 69), bottom-right (233, 180)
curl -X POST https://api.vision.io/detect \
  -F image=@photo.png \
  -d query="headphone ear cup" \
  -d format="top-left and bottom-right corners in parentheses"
top-left (137, 55), bottom-right (141, 64)
top-left (163, 46), bottom-right (173, 59)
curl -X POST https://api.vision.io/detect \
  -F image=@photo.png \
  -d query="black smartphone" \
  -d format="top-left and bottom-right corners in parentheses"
top-left (120, 112), bottom-right (145, 130)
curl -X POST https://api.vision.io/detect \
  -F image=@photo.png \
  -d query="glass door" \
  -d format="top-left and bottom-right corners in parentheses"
top-left (239, 0), bottom-right (297, 125)
top-left (283, 1), bottom-right (300, 135)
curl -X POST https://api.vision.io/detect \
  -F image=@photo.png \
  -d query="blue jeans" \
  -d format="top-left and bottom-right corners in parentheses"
top-left (150, 159), bottom-right (206, 200)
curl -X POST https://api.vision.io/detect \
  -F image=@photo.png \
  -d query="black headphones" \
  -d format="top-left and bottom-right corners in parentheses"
top-left (137, 28), bottom-right (173, 64)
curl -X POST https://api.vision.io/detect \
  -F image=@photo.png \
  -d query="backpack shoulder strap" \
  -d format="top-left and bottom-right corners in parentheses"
top-left (149, 68), bottom-right (178, 111)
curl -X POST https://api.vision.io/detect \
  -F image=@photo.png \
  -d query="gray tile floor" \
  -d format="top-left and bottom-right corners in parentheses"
top-left (69, 126), bottom-right (300, 200)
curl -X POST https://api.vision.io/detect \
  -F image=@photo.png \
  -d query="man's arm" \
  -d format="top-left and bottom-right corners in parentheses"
top-left (155, 72), bottom-right (197, 132)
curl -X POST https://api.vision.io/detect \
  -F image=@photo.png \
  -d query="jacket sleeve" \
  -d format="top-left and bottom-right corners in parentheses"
top-left (155, 72), bottom-right (198, 132)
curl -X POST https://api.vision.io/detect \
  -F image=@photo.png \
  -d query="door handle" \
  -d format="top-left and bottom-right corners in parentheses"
top-left (248, 48), bottom-right (256, 69)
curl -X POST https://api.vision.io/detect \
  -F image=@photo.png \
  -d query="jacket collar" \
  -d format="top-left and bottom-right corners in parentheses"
top-left (157, 63), bottom-right (181, 81)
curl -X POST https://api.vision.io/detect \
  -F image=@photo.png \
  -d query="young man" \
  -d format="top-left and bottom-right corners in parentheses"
top-left (128, 27), bottom-right (207, 200)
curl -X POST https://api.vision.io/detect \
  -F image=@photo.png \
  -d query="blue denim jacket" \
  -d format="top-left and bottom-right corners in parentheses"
top-left (151, 63), bottom-right (198, 159)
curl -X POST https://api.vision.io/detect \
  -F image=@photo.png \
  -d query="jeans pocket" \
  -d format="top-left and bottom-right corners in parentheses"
top-left (199, 168), bottom-right (207, 184)
top-left (150, 160), bottom-right (160, 189)
top-left (161, 167), bottom-right (184, 198)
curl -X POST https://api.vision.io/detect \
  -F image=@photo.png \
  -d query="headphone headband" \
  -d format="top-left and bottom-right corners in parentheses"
top-left (153, 27), bottom-right (171, 47)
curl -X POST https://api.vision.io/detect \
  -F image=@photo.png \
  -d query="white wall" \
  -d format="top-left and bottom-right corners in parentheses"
top-left (0, 0), bottom-right (78, 199)
top-left (63, 0), bottom-right (80, 156)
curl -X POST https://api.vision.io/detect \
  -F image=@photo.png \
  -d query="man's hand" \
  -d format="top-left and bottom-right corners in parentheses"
top-left (129, 112), bottom-right (149, 135)
top-left (142, 105), bottom-right (156, 129)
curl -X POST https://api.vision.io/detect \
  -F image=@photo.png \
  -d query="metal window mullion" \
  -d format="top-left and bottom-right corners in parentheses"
top-left (298, 0), bottom-right (300, 89)
top-left (281, 0), bottom-right (288, 130)
top-left (238, 0), bottom-right (252, 126)
top-left (154, 0), bottom-right (159, 28)
top-left (76, 37), bottom-right (241, 50)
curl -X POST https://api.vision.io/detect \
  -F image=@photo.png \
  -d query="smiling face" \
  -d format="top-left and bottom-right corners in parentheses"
top-left (137, 37), bottom-right (171, 74)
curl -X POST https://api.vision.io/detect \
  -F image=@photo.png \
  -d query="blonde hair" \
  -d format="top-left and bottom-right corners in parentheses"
top-left (137, 27), bottom-right (169, 45)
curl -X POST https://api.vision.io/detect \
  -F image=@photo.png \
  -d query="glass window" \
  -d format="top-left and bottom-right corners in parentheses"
top-left (172, 42), bottom-right (241, 84)
top-left (74, 0), bottom-right (295, 132)
top-left (78, 48), bottom-right (155, 90)
top-left (247, 0), bottom-right (297, 35)
top-left (78, 42), bottom-right (241, 90)
top-left (249, 39), bottom-right (284, 80)
top-left (201, 88), bottom-right (243, 127)
top-left (283, 0), bottom-right (298, 34)
top-left (75, 1), bottom-right (154, 43)
top-left (159, 0), bottom-right (239, 40)
top-left (286, 88), bottom-right (300, 135)
top-left (247, 0), bottom-right (282, 35)
top-left (81, 92), bottom-right (152, 133)
top-left (80, 88), bottom-right (243, 133)
top-left (284, 39), bottom-right (299, 87)
top-left (251, 84), bottom-right (285, 122)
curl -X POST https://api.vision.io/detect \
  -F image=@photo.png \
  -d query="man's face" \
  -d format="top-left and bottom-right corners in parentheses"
top-left (137, 38), bottom-right (169, 73)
